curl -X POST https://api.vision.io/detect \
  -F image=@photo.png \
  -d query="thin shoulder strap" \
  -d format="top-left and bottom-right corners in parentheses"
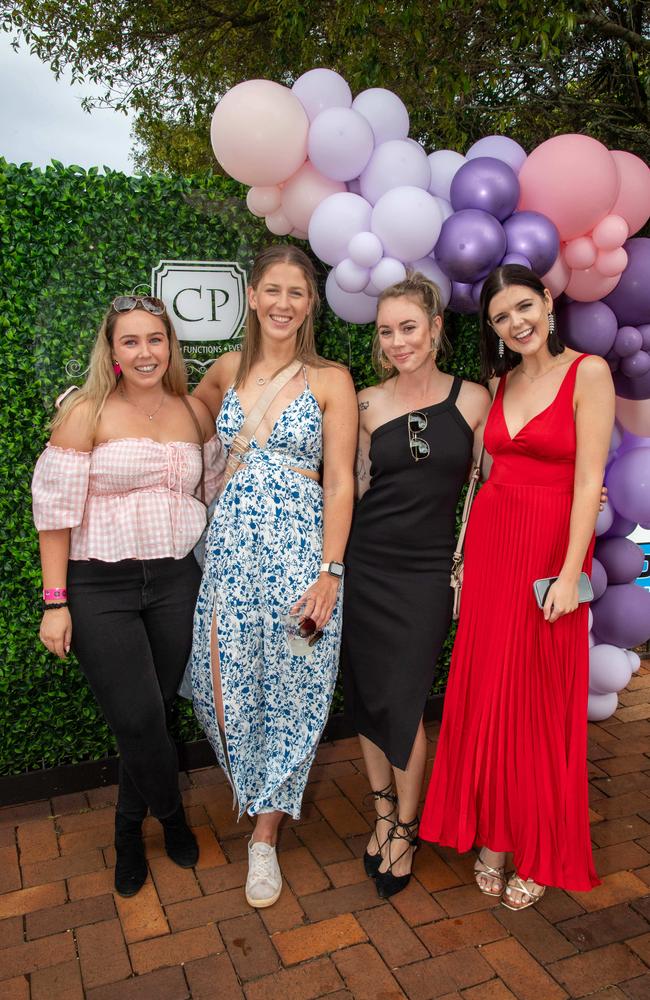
top-left (179, 394), bottom-right (206, 506)
top-left (452, 376), bottom-right (501, 564)
top-left (448, 376), bottom-right (462, 406)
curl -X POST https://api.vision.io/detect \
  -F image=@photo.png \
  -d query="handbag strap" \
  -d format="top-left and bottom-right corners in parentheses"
top-left (179, 394), bottom-right (206, 506)
top-left (452, 376), bottom-right (500, 564)
top-left (222, 358), bottom-right (303, 488)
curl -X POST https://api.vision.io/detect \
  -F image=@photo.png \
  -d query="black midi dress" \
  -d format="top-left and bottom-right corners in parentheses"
top-left (342, 377), bottom-right (473, 769)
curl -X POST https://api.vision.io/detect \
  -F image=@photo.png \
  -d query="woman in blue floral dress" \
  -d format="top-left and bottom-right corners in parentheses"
top-left (192, 245), bottom-right (357, 908)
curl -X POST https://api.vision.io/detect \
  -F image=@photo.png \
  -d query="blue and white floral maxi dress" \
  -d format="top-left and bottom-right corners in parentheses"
top-left (191, 377), bottom-right (342, 819)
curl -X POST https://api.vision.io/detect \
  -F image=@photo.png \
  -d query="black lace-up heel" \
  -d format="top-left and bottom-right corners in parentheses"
top-left (363, 784), bottom-right (397, 878)
top-left (375, 815), bottom-right (420, 898)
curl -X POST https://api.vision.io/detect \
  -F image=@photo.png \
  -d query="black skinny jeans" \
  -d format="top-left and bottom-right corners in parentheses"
top-left (67, 553), bottom-right (201, 821)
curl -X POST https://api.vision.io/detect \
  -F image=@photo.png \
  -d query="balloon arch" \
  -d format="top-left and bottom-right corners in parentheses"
top-left (210, 69), bottom-right (650, 720)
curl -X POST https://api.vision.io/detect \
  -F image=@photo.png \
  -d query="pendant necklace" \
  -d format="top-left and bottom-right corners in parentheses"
top-left (256, 376), bottom-right (268, 386)
top-left (120, 387), bottom-right (165, 420)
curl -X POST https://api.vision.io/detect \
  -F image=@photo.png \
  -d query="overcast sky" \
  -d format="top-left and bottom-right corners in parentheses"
top-left (0, 33), bottom-right (136, 173)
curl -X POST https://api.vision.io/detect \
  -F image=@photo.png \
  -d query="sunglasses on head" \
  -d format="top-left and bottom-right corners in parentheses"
top-left (298, 616), bottom-right (324, 647)
top-left (112, 295), bottom-right (166, 315)
top-left (408, 410), bottom-right (430, 462)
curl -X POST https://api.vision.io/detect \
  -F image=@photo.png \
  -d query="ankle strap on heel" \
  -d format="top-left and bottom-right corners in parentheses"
top-left (390, 816), bottom-right (420, 845)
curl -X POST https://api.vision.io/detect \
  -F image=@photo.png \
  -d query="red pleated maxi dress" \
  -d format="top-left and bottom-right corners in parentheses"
top-left (421, 354), bottom-right (600, 891)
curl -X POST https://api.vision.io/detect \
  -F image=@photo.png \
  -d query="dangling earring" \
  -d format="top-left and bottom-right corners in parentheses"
top-left (548, 312), bottom-right (556, 336)
top-left (431, 339), bottom-right (438, 361)
top-left (380, 353), bottom-right (392, 371)
top-left (112, 359), bottom-right (122, 377)
top-left (498, 338), bottom-right (505, 358)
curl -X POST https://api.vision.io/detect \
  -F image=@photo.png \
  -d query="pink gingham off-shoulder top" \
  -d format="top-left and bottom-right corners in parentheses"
top-left (32, 435), bottom-right (224, 561)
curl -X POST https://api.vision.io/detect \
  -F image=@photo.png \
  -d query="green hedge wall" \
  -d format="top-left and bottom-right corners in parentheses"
top-left (0, 160), bottom-right (480, 776)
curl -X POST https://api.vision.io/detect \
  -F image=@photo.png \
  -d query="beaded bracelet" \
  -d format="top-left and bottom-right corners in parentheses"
top-left (42, 601), bottom-right (68, 611)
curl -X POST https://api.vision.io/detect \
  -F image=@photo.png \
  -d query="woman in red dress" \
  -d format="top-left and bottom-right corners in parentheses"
top-left (420, 264), bottom-right (614, 909)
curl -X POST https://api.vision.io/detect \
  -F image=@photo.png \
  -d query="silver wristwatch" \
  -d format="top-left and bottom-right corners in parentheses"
top-left (320, 561), bottom-right (345, 579)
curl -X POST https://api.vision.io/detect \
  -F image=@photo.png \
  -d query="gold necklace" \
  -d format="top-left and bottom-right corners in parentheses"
top-left (516, 357), bottom-right (573, 383)
top-left (119, 387), bottom-right (166, 420)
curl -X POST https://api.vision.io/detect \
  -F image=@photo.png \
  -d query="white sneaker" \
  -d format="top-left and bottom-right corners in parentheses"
top-left (245, 838), bottom-right (282, 908)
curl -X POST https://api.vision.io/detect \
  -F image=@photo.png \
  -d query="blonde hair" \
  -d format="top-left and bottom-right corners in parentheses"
top-left (234, 244), bottom-right (328, 389)
top-left (372, 271), bottom-right (451, 380)
top-left (52, 304), bottom-right (188, 430)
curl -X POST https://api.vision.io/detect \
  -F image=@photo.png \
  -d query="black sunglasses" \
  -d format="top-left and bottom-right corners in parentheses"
top-left (298, 617), bottom-right (324, 647)
top-left (408, 411), bottom-right (430, 462)
top-left (112, 295), bottom-right (166, 315)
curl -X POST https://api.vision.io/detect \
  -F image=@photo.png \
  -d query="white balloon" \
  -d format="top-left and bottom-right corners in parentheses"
top-left (371, 186), bottom-right (443, 263)
top-left (308, 192), bottom-right (373, 266)
top-left (335, 258), bottom-right (371, 293)
top-left (370, 257), bottom-right (407, 292)
top-left (428, 149), bottom-right (466, 201)
top-left (348, 231), bottom-right (384, 268)
top-left (587, 690), bottom-right (619, 722)
top-left (352, 88), bottom-right (409, 144)
top-left (325, 270), bottom-right (378, 324)
top-left (408, 257), bottom-right (452, 309)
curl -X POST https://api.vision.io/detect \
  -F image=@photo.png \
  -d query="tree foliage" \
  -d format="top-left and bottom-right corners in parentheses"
top-left (3, 1), bottom-right (648, 172)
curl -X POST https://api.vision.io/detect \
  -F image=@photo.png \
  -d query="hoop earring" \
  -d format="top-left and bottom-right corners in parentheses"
top-left (112, 359), bottom-right (122, 377)
top-left (498, 338), bottom-right (505, 358)
top-left (548, 312), bottom-right (556, 336)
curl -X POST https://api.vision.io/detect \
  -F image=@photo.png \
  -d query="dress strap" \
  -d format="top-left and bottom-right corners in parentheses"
top-left (447, 376), bottom-right (463, 406)
top-left (302, 364), bottom-right (309, 388)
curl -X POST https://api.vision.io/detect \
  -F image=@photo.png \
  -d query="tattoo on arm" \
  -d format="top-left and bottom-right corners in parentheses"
top-left (358, 400), bottom-right (369, 411)
top-left (355, 448), bottom-right (368, 481)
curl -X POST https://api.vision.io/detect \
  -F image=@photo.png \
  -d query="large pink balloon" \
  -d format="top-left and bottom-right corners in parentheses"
top-left (518, 135), bottom-right (620, 241)
top-left (211, 80), bottom-right (308, 186)
top-left (542, 255), bottom-right (570, 297)
top-left (609, 151), bottom-right (650, 237)
top-left (281, 162), bottom-right (346, 233)
top-left (616, 397), bottom-right (650, 438)
top-left (565, 266), bottom-right (620, 303)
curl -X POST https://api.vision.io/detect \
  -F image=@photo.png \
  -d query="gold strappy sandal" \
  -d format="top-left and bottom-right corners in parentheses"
top-left (501, 873), bottom-right (546, 911)
top-left (473, 848), bottom-right (506, 897)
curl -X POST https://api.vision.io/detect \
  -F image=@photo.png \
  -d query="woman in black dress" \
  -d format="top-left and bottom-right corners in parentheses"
top-left (342, 273), bottom-right (490, 898)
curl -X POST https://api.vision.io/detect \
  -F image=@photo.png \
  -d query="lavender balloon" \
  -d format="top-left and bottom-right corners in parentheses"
top-left (595, 536), bottom-right (645, 584)
top-left (560, 300), bottom-right (618, 357)
top-left (450, 157), bottom-right (520, 221)
top-left (335, 258), bottom-right (370, 293)
top-left (589, 643), bottom-right (633, 694)
top-left (428, 150), bottom-right (466, 201)
top-left (409, 257), bottom-right (452, 309)
top-left (590, 557), bottom-right (608, 601)
top-left (371, 186), bottom-right (443, 263)
top-left (608, 446), bottom-right (650, 525)
top-left (604, 238), bottom-right (650, 326)
top-left (466, 135), bottom-right (527, 174)
top-left (591, 582), bottom-right (650, 648)
top-left (308, 192), bottom-right (372, 266)
top-left (587, 691), bottom-right (619, 722)
top-left (348, 231), bottom-right (383, 268)
top-left (352, 88), bottom-right (409, 144)
top-left (325, 270), bottom-right (377, 324)
top-left (503, 212), bottom-right (560, 276)
top-left (435, 209), bottom-right (507, 283)
top-left (360, 139), bottom-right (430, 205)
top-left (292, 68), bottom-right (352, 121)
top-left (308, 107), bottom-right (375, 182)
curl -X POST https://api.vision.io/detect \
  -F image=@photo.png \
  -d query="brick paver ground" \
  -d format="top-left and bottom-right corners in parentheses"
top-left (2, 664), bottom-right (649, 999)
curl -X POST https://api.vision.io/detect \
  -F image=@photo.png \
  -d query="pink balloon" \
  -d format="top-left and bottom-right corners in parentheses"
top-left (518, 135), bottom-right (620, 241)
top-left (211, 80), bottom-right (309, 186)
top-left (565, 266), bottom-right (621, 303)
top-left (281, 161), bottom-right (346, 233)
top-left (246, 185), bottom-right (282, 217)
top-left (564, 236), bottom-right (597, 270)
top-left (616, 397), bottom-right (650, 437)
top-left (596, 246), bottom-right (628, 277)
top-left (265, 209), bottom-right (292, 236)
top-left (610, 151), bottom-right (650, 237)
top-left (542, 255), bottom-right (570, 297)
top-left (592, 214), bottom-right (629, 251)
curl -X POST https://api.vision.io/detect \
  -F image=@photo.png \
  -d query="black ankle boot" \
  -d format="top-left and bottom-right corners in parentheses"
top-left (114, 813), bottom-right (147, 897)
top-left (160, 804), bottom-right (199, 868)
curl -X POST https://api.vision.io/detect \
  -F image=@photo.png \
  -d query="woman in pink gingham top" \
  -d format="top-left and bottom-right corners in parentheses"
top-left (32, 295), bottom-right (224, 898)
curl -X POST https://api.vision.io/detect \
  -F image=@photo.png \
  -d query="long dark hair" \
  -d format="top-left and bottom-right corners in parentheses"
top-left (478, 264), bottom-right (564, 380)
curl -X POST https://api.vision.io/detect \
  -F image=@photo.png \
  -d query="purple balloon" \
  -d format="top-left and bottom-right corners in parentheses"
top-left (604, 238), bottom-right (650, 326)
top-left (590, 558), bottom-right (608, 601)
top-left (502, 253), bottom-right (531, 267)
top-left (608, 446), bottom-right (650, 525)
top-left (449, 281), bottom-right (477, 314)
top-left (471, 279), bottom-right (486, 308)
top-left (595, 536), bottom-right (645, 584)
top-left (591, 582), bottom-right (650, 648)
top-left (613, 367), bottom-right (650, 400)
top-left (466, 135), bottom-right (527, 174)
top-left (559, 300), bottom-right (618, 357)
top-left (621, 350), bottom-right (650, 379)
top-left (607, 355), bottom-right (620, 373)
top-left (615, 326), bottom-right (643, 358)
top-left (435, 209), bottom-right (506, 283)
top-left (595, 500), bottom-right (614, 537)
top-left (640, 325), bottom-right (650, 350)
top-left (450, 157), bottom-right (519, 221)
top-left (603, 510), bottom-right (638, 538)
top-left (503, 211), bottom-right (560, 276)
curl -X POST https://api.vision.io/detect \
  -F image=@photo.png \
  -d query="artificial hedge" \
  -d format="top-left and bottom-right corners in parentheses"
top-left (0, 159), bottom-right (480, 776)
